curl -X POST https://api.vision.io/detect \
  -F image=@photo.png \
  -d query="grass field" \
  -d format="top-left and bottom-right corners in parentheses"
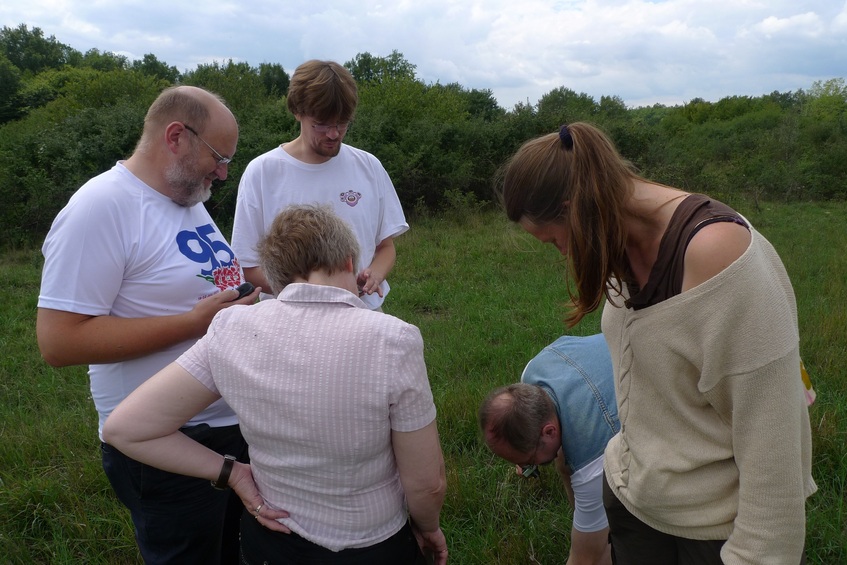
top-left (1, 201), bottom-right (845, 564)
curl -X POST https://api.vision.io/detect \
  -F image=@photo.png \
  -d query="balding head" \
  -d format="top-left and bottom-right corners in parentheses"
top-left (135, 86), bottom-right (235, 153)
top-left (479, 383), bottom-right (556, 453)
top-left (124, 85), bottom-right (238, 206)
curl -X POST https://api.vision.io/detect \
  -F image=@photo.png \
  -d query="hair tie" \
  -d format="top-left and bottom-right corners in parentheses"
top-left (559, 124), bottom-right (574, 151)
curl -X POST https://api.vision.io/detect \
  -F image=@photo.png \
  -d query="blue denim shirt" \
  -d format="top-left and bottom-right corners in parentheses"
top-left (521, 334), bottom-right (620, 473)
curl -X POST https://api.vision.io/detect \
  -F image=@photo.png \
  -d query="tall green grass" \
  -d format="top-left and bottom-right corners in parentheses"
top-left (1, 202), bottom-right (845, 563)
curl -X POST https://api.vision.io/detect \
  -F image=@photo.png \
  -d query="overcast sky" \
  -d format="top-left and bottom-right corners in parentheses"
top-left (2, 1), bottom-right (846, 109)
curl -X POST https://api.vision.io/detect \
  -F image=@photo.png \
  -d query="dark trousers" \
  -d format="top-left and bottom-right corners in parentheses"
top-left (102, 423), bottom-right (248, 565)
top-left (239, 513), bottom-right (426, 565)
top-left (603, 477), bottom-right (806, 565)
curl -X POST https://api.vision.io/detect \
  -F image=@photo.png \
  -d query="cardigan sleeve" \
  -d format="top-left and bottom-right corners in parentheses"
top-left (698, 231), bottom-right (814, 564)
top-left (705, 352), bottom-right (811, 564)
top-left (603, 229), bottom-right (816, 563)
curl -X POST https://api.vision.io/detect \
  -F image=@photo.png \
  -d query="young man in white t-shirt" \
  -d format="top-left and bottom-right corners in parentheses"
top-left (231, 60), bottom-right (408, 310)
top-left (37, 85), bottom-right (259, 564)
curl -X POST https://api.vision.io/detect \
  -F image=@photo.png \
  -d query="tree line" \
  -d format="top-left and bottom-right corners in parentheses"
top-left (1, 23), bottom-right (845, 247)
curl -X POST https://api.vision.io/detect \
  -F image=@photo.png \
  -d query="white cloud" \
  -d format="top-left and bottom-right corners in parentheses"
top-left (1, 0), bottom-right (845, 109)
top-left (754, 12), bottom-right (824, 38)
top-left (835, 2), bottom-right (847, 32)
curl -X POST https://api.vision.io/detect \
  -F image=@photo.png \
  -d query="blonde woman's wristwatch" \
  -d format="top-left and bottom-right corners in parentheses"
top-left (211, 454), bottom-right (236, 490)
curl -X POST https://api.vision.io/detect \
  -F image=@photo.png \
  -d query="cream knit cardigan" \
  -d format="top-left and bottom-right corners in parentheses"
top-left (602, 228), bottom-right (817, 565)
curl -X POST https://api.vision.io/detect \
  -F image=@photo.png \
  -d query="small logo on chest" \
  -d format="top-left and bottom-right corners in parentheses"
top-left (340, 190), bottom-right (362, 207)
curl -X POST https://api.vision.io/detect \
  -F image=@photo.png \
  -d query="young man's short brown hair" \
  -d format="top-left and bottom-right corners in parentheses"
top-left (286, 60), bottom-right (358, 123)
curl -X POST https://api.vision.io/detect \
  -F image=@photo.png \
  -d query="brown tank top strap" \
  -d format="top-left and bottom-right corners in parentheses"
top-left (626, 194), bottom-right (747, 310)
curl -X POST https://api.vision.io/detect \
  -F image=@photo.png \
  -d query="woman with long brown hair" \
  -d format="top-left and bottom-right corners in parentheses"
top-left (496, 122), bottom-right (815, 565)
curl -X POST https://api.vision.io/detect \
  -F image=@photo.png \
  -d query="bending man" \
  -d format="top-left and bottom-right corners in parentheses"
top-left (479, 334), bottom-right (619, 565)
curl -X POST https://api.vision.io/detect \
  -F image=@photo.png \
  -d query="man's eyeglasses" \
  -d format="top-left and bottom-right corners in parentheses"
top-left (520, 464), bottom-right (540, 478)
top-left (183, 124), bottom-right (232, 165)
top-left (519, 434), bottom-right (544, 478)
top-left (311, 122), bottom-right (350, 135)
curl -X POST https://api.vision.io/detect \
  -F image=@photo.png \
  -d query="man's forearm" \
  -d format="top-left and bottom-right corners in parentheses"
top-left (36, 286), bottom-right (254, 366)
top-left (368, 238), bottom-right (396, 280)
top-left (243, 266), bottom-right (272, 294)
top-left (37, 308), bottom-right (208, 366)
top-left (566, 528), bottom-right (612, 565)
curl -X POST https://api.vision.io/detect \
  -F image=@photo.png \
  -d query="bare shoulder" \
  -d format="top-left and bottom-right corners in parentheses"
top-left (682, 221), bottom-right (752, 291)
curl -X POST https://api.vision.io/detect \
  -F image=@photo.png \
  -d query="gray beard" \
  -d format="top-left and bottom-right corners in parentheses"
top-left (173, 185), bottom-right (211, 207)
top-left (165, 158), bottom-right (211, 207)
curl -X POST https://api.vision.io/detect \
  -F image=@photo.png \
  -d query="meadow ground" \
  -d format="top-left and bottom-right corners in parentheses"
top-left (1, 202), bottom-right (845, 563)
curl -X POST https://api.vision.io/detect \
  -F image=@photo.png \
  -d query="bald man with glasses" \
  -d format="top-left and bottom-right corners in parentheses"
top-left (37, 85), bottom-right (259, 564)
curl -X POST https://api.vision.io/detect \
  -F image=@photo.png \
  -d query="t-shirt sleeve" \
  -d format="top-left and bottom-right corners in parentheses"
top-left (373, 160), bottom-right (409, 243)
top-left (388, 324), bottom-right (436, 432)
top-left (38, 186), bottom-right (128, 316)
top-left (570, 455), bottom-right (609, 532)
top-left (230, 162), bottom-right (265, 268)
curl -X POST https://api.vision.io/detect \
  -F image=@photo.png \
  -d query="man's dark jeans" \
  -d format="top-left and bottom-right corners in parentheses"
top-left (102, 423), bottom-right (248, 565)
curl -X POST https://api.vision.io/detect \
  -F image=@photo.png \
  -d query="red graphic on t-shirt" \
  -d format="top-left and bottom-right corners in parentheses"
top-left (213, 257), bottom-right (243, 290)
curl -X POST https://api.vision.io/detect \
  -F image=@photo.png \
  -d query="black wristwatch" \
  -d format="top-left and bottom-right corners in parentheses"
top-left (211, 454), bottom-right (236, 490)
